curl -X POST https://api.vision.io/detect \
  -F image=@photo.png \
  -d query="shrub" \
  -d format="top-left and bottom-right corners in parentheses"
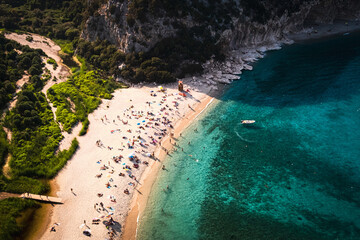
top-left (48, 71), bottom-right (124, 132)
top-left (46, 138), bottom-right (79, 178)
top-left (25, 36), bottom-right (33, 42)
top-left (79, 118), bottom-right (89, 136)
top-left (0, 176), bottom-right (49, 194)
top-left (47, 58), bottom-right (58, 70)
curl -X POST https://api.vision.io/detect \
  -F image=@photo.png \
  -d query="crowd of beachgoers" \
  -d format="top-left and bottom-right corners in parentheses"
top-left (40, 81), bottom-right (213, 240)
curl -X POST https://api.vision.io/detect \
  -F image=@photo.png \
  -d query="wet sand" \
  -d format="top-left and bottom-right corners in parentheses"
top-left (121, 96), bottom-right (216, 240)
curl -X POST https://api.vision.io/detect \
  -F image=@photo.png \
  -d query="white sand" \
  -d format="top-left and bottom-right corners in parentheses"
top-left (40, 80), bottom-right (218, 240)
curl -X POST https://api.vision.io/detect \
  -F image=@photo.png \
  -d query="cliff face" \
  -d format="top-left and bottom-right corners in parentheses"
top-left (82, 0), bottom-right (360, 54)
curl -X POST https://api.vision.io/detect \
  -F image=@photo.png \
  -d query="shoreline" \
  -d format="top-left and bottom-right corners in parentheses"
top-left (38, 80), bottom-right (223, 240)
top-left (22, 180), bottom-right (59, 240)
top-left (32, 22), bottom-right (358, 240)
top-left (286, 20), bottom-right (360, 43)
top-left (121, 94), bottom-right (218, 240)
top-left (120, 22), bottom-right (360, 240)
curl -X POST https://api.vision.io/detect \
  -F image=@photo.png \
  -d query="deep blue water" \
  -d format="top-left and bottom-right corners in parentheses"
top-left (137, 32), bottom-right (360, 240)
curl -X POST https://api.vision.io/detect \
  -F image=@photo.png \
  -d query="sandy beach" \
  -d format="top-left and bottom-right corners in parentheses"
top-left (9, 21), bottom-right (358, 239)
top-left (39, 79), bottom-right (220, 240)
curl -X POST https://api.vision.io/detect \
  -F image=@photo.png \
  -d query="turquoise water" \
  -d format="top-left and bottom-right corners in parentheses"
top-left (137, 32), bottom-right (360, 240)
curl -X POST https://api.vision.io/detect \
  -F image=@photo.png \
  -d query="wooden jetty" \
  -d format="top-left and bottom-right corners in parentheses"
top-left (20, 193), bottom-right (63, 204)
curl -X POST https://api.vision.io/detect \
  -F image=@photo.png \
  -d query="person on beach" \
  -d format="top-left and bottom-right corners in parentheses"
top-left (40, 86), bottom-right (207, 238)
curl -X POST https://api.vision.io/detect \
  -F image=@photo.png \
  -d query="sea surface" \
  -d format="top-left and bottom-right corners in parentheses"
top-left (137, 32), bottom-right (360, 240)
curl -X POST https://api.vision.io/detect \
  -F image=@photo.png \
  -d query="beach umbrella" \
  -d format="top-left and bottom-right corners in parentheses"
top-left (158, 86), bottom-right (163, 90)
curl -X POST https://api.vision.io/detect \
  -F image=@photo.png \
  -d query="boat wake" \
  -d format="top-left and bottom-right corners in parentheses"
top-left (235, 131), bottom-right (255, 143)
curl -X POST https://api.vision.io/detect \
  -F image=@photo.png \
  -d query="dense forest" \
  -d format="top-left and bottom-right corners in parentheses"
top-left (0, 1), bottom-right (127, 239)
top-left (0, 35), bottom-right (45, 109)
top-left (0, 0), bottom-right (227, 84)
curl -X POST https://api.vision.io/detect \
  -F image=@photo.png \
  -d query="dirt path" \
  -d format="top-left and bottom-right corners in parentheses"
top-left (2, 127), bottom-right (12, 178)
top-left (7, 73), bottom-right (30, 111)
top-left (0, 192), bottom-right (20, 200)
top-left (1, 70), bottom-right (31, 178)
top-left (5, 33), bottom-right (82, 142)
top-left (5, 32), bottom-right (71, 96)
top-left (6, 33), bottom-right (64, 66)
top-left (4, 33), bottom-right (71, 117)
top-left (3, 32), bottom-right (81, 163)
top-left (2, 154), bottom-right (12, 178)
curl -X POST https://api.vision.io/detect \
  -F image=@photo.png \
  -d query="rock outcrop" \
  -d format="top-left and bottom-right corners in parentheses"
top-left (82, 0), bottom-right (360, 85)
top-left (83, 0), bottom-right (360, 53)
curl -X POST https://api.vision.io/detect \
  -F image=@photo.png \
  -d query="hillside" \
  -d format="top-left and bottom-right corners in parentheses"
top-left (2, 0), bottom-right (360, 84)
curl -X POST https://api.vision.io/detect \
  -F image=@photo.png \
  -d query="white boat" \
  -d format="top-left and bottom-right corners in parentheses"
top-left (241, 120), bottom-right (255, 124)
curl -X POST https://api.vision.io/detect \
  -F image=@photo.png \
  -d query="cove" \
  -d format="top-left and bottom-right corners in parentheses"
top-left (137, 32), bottom-right (360, 240)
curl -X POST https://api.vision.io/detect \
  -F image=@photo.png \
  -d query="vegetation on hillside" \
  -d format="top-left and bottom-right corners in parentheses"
top-left (47, 70), bottom-right (124, 132)
top-left (0, 126), bottom-right (49, 240)
top-left (0, 34), bottom-right (46, 109)
top-left (0, 0), bottom-right (93, 40)
top-left (126, 0), bottom-right (308, 25)
top-left (0, 129), bottom-right (8, 171)
top-left (76, 39), bottom-right (125, 76)
top-left (3, 85), bottom-right (80, 178)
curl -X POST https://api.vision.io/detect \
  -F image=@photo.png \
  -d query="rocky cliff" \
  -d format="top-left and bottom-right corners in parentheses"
top-left (80, 0), bottom-right (360, 84)
top-left (82, 0), bottom-right (360, 54)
